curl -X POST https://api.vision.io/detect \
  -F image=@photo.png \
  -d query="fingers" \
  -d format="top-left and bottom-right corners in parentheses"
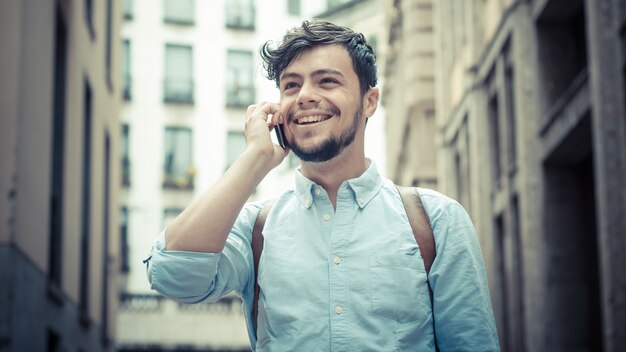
top-left (246, 102), bottom-right (283, 126)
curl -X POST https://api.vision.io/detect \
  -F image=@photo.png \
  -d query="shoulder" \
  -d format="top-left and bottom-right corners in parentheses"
top-left (416, 187), bottom-right (471, 231)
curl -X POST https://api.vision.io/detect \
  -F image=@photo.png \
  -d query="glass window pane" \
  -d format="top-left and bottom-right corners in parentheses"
top-left (122, 40), bottom-right (131, 99)
top-left (163, 128), bottom-right (193, 189)
top-left (121, 124), bottom-right (130, 186)
top-left (227, 131), bottom-right (246, 168)
top-left (164, 0), bottom-right (194, 24)
top-left (225, 0), bottom-right (255, 28)
top-left (226, 50), bottom-right (255, 106)
top-left (164, 45), bottom-right (193, 103)
top-left (288, 0), bottom-right (300, 16)
top-left (123, 0), bottom-right (133, 19)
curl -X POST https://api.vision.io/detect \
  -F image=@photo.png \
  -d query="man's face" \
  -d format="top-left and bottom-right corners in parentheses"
top-left (278, 44), bottom-right (369, 163)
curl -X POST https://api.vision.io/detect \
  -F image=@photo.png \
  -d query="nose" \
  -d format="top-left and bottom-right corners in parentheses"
top-left (296, 82), bottom-right (320, 108)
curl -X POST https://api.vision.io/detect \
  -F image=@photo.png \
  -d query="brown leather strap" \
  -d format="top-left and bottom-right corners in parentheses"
top-left (396, 185), bottom-right (439, 351)
top-left (252, 201), bottom-right (274, 330)
top-left (395, 186), bottom-right (436, 274)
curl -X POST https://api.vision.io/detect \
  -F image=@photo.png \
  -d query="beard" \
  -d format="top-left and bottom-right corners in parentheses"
top-left (289, 104), bottom-right (363, 163)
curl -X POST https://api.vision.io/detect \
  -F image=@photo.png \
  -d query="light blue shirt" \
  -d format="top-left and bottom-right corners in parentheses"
top-left (148, 162), bottom-right (500, 351)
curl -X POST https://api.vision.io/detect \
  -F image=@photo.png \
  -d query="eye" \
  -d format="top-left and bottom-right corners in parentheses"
top-left (320, 77), bottom-right (339, 84)
top-left (283, 82), bottom-right (299, 91)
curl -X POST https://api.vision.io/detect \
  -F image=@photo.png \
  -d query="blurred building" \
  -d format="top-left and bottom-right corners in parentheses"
top-left (115, 1), bottom-right (327, 351)
top-left (383, 0), bottom-right (437, 188)
top-left (385, 0), bottom-right (626, 351)
top-left (0, 0), bottom-right (122, 351)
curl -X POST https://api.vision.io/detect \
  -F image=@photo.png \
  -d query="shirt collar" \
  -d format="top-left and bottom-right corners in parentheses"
top-left (294, 160), bottom-right (383, 209)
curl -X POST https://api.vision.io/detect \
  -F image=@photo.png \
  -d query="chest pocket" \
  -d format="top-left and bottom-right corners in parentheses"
top-left (369, 254), bottom-right (430, 324)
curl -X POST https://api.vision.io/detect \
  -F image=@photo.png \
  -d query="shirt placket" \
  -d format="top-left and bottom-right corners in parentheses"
top-left (328, 186), bottom-right (354, 352)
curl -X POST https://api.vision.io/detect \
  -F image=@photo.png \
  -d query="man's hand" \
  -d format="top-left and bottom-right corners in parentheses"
top-left (245, 102), bottom-right (290, 171)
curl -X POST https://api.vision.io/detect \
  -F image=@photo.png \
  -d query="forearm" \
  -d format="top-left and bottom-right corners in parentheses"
top-left (165, 148), bottom-right (273, 253)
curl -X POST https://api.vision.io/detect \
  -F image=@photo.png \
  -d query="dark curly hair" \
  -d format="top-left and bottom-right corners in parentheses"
top-left (260, 20), bottom-right (377, 96)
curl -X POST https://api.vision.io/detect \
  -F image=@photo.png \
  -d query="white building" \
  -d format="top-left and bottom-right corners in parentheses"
top-left (115, 0), bottom-right (385, 350)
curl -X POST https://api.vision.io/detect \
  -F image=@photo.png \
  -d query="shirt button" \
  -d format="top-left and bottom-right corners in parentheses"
top-left (323, 214), bottom-right (331, 221)
top-left (333, 256), bottom-right (342, 265)
top-left (335, 306), bottom-right (343, 314)
top-left (357, 198), bottom-right (364, 206)
top-left (305, 199), bottom-right (312, 207)
top-left (315, 187), bottom-right (322, 196)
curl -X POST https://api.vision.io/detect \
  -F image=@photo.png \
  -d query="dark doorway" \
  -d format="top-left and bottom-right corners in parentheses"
top-left (543, 114), bottom-right (603, 351)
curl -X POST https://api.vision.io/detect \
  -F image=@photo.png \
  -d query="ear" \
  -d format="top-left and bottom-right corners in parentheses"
top-left (362, 87), bottom-right (380, 119)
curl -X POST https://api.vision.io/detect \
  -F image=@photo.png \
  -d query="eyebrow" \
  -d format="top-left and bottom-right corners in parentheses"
top-left (279, 69), bottom-right (344, 82)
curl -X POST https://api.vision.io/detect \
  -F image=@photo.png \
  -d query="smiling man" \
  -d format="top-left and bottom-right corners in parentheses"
top-left (146, 20), bottom-right (500, 351)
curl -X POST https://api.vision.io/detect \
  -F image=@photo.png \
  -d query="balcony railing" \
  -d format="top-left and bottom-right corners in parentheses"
top-left (226, 86), bottom-right (255, 107)
top-left (162, 164), bottom-right (195, 190)
top-left (119, 293), bottom-right (165, 313)
top-left (163, 78), bottom-right (194, 104)
top-left (225, 7), bottom-right (255, 29)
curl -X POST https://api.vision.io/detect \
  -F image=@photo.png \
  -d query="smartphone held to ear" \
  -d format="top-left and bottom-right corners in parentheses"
top-left (275, 124), bottom-right (288, 149)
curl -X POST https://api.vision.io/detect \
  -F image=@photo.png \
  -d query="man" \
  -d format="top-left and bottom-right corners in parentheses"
top-left (147, 20), bottom-right (500, 351)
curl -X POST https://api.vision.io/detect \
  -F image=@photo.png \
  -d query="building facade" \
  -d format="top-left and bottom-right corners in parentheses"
top-left (0, 0), bottom-right (122, 351)
top-left (385, 0), bottom-right (626, 351)
top-left (383, 0), bottom-right (437, 188)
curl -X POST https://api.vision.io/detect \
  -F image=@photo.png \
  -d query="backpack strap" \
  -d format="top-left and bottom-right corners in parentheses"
top-left (395, 186), bottom-right (436, 274)
top-left (395, 185), bottom-right (439, 351)
top-left (251, 200), bottom-right (274, 330)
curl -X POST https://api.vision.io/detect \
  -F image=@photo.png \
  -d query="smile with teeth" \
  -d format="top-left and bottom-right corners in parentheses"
top-left (295, 115), bottom-right (332, 125)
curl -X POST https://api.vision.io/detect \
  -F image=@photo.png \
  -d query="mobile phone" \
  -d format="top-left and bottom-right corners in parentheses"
top-left (275, 123), bottom-right (288, 149)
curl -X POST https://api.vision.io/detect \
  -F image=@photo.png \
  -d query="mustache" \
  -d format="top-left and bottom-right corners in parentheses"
top-left (288, 106), bottom-right (340, 122)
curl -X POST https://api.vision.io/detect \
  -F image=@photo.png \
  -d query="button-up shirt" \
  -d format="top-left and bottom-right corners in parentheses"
top-left (148, 162), bottom-right (500, 351)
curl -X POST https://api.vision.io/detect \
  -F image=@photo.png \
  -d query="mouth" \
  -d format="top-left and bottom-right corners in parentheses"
top-left (294, 114), bottom-right (333, 125)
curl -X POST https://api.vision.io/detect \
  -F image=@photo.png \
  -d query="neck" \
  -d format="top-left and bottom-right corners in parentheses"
top-left (300, 149), bottom-right (368, 209)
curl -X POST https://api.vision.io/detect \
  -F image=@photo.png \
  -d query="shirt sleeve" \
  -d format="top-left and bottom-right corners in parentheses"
top-left (428, 200), bottom-right (501, 351)
top-left (146, 202), bottom-right (263, 304)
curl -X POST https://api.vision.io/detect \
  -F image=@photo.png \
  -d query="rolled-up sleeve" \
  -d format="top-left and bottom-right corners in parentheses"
top-left (146, 202), bottom-right (264, 304)
top-left (428, 200), bottom-right (501, 351)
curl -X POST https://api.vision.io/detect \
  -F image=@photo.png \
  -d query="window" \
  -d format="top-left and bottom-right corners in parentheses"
top-left (225, 0), bottom-right (255, 29)
top-left (163, 127), bottom-right (194, 189)
top-left (122, 39), bottom-right (131, 100)
top-left (226, 50), bottom-right (255, 107)
top-left (121, 124), bottom-right (130, 186)
top-left (80, 78), bottom-right (93, 323)
top-left (164, 0), bottom-right (195, 25)
top-left (101, 133), bottom-right (111, 340)
top-left (288, 0), bottom-right (300, 16)
top-left (85, 0), bottom-right (95, 39)
top-left (123, 0), bottom-right (133, 20)
top-left (226, 131), bottom-right (246, 169)
top-left (488, 94), bottom-right (501, 188)
top-left (120, 207), bottom-right (130, 273)
top-left (105, 0), bottom-right (113, 89)
top-left (505, 64), bottom-right (517, 172)
top-left (49, 4), bottom-right (68, 290)
top-left (47, 329), bottom-right (61, 352)
top-left (164, 44), bottom-right (194, 103)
